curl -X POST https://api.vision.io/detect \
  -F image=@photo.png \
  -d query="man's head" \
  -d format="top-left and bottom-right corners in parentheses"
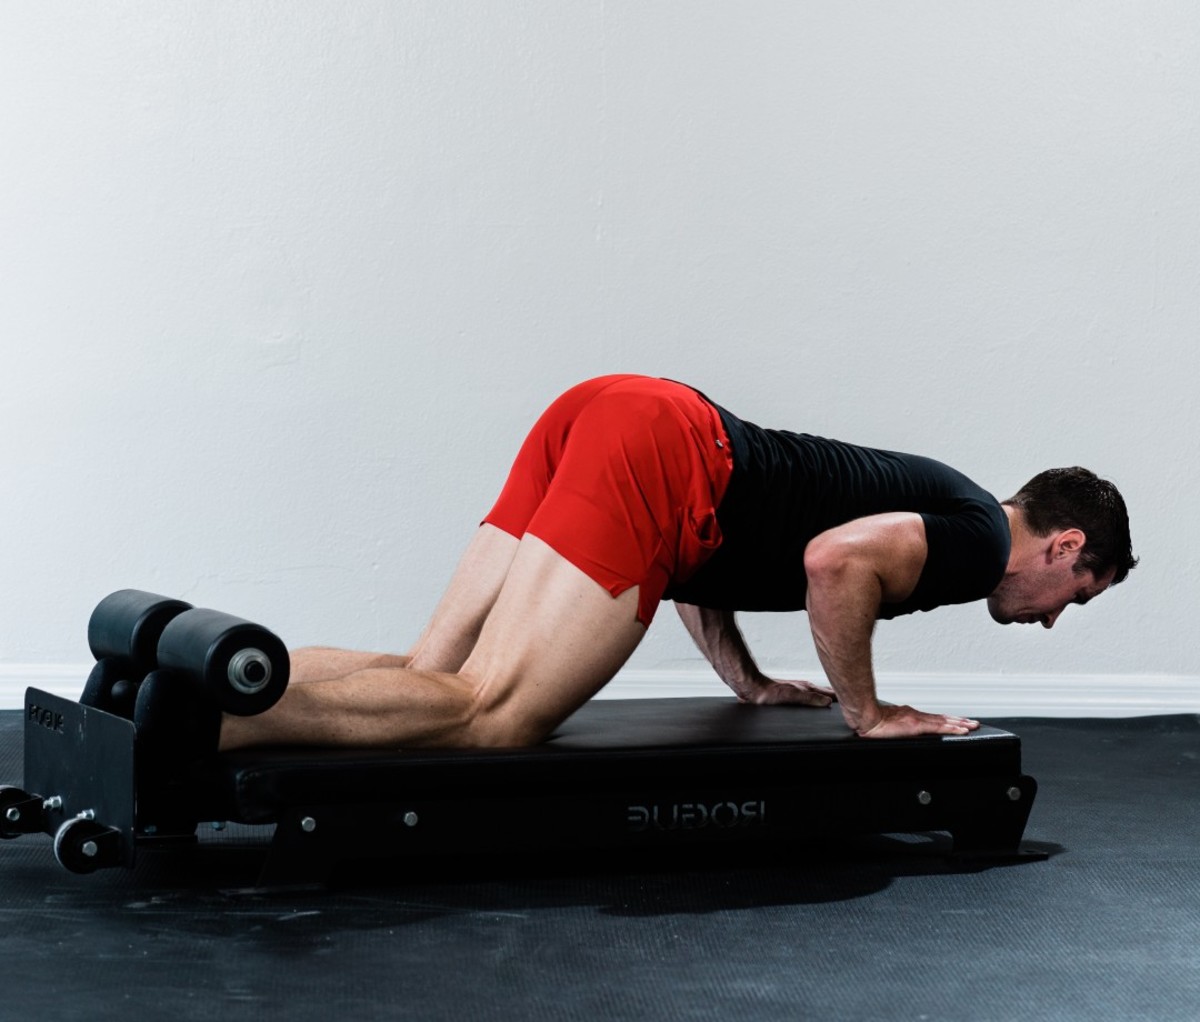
top-left (987, 467), bottom-right (1137, 628)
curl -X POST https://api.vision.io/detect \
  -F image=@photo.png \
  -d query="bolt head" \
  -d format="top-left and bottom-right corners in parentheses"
top-left (917, 790), bottom-right (933, 806)
top-left (403, 811), bottom-right (419, 828)
top-left (300, 816), bottom-right (317, 833)
top-left (1006, 786), bottom-right (1022, 802)
top-left (5, 808), bottom-right (19, 823)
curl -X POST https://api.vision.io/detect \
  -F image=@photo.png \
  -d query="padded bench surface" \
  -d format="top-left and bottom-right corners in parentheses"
top-left (198, 698), bottom-right (1025, 824)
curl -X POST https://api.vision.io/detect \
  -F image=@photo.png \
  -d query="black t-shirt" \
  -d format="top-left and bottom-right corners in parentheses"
top-left (664, 401), bottom-right (1011, 618)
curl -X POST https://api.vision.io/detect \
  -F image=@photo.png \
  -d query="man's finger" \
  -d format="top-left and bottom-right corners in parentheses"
top-left (780, 687), bottom-right (833, 707)
top-left (767, 679), bottom-right (830, 705)
top-left (789, 688), bottom-right (832, 707)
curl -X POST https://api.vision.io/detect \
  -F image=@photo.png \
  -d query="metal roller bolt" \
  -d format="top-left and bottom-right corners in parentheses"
top-left (6, 808), bottom-right (20, 823)
top-left (43, 796), bottom-right (63, 812)
top-left (403, 812), bottom-right (419, 828)
top-left (1006, 786), bottom-right (1022, 802)
top-left (300, 816), bottom-right (317, 833)
top-left (917, 790), bottom-right (933, 806)
top-left (228, 648), bottom-right (272, 695)
top-left (81, 841), bottom-right (99, 859)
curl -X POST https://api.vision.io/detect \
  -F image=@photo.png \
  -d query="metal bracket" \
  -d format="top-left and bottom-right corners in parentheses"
top-left (23, 688), bottom-right (137, 868)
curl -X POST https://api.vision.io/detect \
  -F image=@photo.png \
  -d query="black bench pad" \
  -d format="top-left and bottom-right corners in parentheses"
top-left (200, 697), bottom-right (1025, 826)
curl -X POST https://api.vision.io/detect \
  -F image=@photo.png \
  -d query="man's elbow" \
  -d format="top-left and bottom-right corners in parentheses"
top-left (803, 536), bottom-right (851, 584)
top-left (803, 540), bottom-right (884, 608)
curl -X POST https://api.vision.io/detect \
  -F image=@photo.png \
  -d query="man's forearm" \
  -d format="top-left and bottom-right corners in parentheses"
top-left (674, 603), bottom-right (766, 699)
top-left (804, 574), bottom-right (884, 733)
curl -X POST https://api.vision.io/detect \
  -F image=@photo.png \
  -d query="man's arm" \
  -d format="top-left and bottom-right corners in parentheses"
top-left (675, 602), bottom-right (835, 706)
top-left (803, 512), bottom-right (979, 738)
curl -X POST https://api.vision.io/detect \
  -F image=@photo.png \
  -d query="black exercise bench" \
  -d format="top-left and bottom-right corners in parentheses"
top-left (2, 592), bottom-right (1042, 886)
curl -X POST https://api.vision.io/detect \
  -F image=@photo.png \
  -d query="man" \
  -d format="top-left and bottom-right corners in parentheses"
top-left (219, 375), bottom-right (1136, 752)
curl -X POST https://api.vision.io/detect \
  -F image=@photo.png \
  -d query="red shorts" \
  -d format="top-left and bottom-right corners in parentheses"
top-left (484, 375), bottom-right (734, 627)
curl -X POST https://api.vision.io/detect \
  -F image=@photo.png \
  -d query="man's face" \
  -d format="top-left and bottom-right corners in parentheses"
top-left (987, 547), bottom-right (1115, 629)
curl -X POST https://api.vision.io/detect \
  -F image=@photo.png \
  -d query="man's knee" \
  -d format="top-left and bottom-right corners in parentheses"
top-left (460, 691), bottom-right (555, 749)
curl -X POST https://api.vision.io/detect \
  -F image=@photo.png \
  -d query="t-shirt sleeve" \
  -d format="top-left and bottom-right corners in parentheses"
top-left (878, 501), bottom-right (1010, 619)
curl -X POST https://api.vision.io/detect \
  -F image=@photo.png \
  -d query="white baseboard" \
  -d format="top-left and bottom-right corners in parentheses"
top-left (598, 669), bottom-right (1200, 718)
top-left (1, 665), bottom-right (91, 706)
top-left (3, 664), bottom-right (1196, 718)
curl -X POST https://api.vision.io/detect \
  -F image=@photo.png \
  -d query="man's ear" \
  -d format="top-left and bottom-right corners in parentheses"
top-left (1052, 528), bottom-right (1087, 561)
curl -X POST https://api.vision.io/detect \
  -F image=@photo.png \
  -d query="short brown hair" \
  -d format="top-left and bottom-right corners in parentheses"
top-left (1004, 468), bottom-right (1137, 584)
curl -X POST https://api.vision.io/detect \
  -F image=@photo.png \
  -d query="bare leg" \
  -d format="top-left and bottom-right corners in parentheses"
top-left (283, 524), bottom-right (518, 684)
top-left (406, 523), bottom-right (519, 673)
top-left (220, 536), bottom-right (646, 750)
top-left (288, 648), bottom-right (412, 683)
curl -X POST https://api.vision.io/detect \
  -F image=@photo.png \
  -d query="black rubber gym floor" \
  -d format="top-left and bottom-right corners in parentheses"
top-left (2, 710), bottom-right (1198, 1022)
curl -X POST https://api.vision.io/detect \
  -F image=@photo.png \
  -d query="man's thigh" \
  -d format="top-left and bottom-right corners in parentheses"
top-left (459, 534), bottom-right (646, 745)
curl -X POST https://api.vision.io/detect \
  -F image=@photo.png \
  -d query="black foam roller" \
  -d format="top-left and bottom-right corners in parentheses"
top-left (87, 590), bottom-right (194, 673)
top-left (156, 608), bottom-right (290, 716)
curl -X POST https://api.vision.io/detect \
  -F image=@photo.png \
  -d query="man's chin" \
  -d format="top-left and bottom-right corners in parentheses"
top-left (987, 601), bottom-right (1014, 625)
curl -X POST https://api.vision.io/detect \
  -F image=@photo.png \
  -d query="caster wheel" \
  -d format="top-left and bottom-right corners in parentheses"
top-left (0, 785), bottom-right (41, 839)
top-left (1, 789), bottom-right (24, 839)
top-left (53, 817), bottom-right (119, 874)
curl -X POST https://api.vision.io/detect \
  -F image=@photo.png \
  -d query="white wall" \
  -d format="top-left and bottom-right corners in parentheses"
top-left (2, 2), bottom-right (1197, 711)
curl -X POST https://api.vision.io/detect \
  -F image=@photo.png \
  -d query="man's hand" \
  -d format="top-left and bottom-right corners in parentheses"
top-left (736, 676), bottom-right (838, 707)
top-left (855, 704), bottom-right (980, 738)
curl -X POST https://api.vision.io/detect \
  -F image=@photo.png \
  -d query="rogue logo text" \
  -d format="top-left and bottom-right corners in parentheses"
top-left (626, 799), bottom-right (766, 833)
top-left (27, 703), bottom-right (65, 734)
